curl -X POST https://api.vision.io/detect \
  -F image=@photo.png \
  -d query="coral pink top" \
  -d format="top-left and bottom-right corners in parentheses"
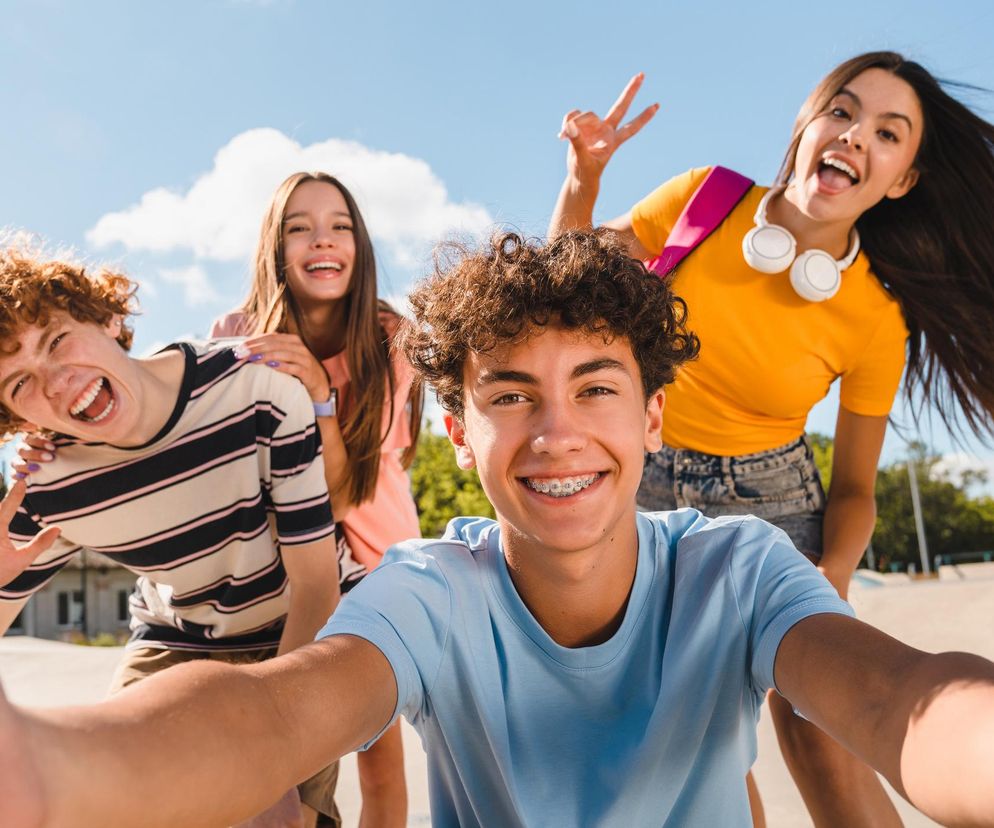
top-left (209, 311), bottom-right (421, 570)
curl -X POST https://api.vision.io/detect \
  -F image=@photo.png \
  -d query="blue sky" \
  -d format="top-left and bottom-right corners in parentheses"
top-left (3, 0), bottom-right (994, 483)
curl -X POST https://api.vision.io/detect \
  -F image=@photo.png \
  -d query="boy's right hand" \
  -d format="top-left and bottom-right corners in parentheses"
top-left (559, 73), bottom-right (659, 185)
top-left (0, 479), bottom-right (60, 585)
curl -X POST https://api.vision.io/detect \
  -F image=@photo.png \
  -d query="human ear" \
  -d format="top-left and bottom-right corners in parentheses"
top-left (445, 413), bottom-right (477, 470)
top-left (886, 166), bottom-right (919, 200)
top-left (643, 389), bottom-right (664, 453)
top-left (102, 315), bottom-right (123, 339)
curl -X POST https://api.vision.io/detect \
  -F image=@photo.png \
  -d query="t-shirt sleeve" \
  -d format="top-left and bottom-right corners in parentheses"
top-left (839, 299), bottom-right (908, 416)
top-left (629, 166), bottom-right (713, 256)
top-left (265, 374), bottom-right (335, 547)
top-left (0, 504), bottom-right (81, 599)
top-left (727, 518), bottom-right (854, 694)
top-left (316, 542), bottom-right (452, 747)
top-left (208, 312), bottom-right (251, 338)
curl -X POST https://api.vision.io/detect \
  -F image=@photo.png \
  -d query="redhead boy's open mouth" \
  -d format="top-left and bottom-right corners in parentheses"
top-left (520, 472), bottom-right (604, 499)
top-left (70, 377), bottom-right (116, 423)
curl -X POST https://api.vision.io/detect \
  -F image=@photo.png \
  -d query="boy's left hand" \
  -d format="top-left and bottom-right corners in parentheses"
top-left (0, 480), bottom-right (61, 585)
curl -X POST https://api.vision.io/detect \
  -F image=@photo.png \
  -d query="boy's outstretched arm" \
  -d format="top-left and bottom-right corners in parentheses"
top-left (1, 634), bottom-right (396, 828)
top-left (776, 613), bottom-right (994, 826)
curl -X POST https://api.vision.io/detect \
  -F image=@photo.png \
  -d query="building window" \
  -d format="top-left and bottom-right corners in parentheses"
top-left (57, 590), bottom-right (84, 628)
top-left (117, 589), bottom-right (131, 624)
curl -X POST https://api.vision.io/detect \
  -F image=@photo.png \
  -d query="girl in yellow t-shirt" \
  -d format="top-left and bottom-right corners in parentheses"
top-left (550, 52), bottom-right (994, 828)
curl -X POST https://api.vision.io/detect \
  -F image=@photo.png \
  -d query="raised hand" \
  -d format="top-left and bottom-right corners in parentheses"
top-left (559, 73), bottom-right (660, 183)
top-left (233, 334), bottom-right (332, 404)
top-left (0, 479), bottom-right (61, 586)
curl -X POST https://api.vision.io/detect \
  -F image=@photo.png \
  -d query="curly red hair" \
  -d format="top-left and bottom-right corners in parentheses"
top-left (0, 245), bottom-right (137, 435)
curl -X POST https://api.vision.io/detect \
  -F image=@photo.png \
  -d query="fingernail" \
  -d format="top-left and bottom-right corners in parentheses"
top-left (14, 472), bottom-right (26, 480)
top-left (249, 354), bottom-right (264, 362)
top-left (40, 452), bottom-right (54, 462)
top-left (233, 344), bottom-right (250, 359)
top-left (43, 442), bottom-right (55, 451)
top-left (27, 463), bottom-right (41, 472)
top-left (266, 360), bottom-right (280, 367)
top-left (566, 122), bottom-right (578, 138)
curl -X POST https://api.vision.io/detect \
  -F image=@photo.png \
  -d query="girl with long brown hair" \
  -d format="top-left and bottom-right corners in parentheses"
top-left (211, 171), bottom-right (423, 828)
top-left (550, 52), bottom-right (994, 827)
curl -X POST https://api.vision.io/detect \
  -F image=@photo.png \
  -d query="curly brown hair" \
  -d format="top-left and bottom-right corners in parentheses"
top-left (400, 230), bottom-right (700, 416)
top-left (0, 245), bottom-right (137, 435)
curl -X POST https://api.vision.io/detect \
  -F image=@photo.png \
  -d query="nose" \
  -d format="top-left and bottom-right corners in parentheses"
top-left (530, 401), bottom-right (586, 456)
top-left (839, 122), bottom-right (865, 152)
top-left (41, 365), bottom-right (74, 400)
top-left (312, 224), bottom-right (337, 248)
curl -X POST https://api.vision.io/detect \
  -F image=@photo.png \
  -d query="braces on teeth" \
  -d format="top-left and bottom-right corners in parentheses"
top-left (528, 475), bottom-right (598, 497)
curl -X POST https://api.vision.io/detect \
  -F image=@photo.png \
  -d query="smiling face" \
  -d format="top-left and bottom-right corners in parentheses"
top-left (447, 324), bottom-right (663, 564)
top-left (280, 180), bottom-right (357, 309)
top-left (0, 313), bottom-right (149, 444)
top-left (789, 67), bottom-right (923, 225)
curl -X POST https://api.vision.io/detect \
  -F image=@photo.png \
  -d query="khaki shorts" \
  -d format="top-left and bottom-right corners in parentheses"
top-left (110, 645), bottom-right (341, 824)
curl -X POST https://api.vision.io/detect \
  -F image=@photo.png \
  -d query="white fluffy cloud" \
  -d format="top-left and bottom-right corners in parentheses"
top-left (158, 265), bottom-right (219, 307)
top-left (934, 452), bottom-right (994, 492)
top-left (86, 128), bottom-right (493, 268)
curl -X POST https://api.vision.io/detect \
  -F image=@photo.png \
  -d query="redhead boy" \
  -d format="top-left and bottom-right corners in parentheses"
top-left (1, 232), bottom-right (993, 828)
top-left (0, 247), bottom-right (341, 826)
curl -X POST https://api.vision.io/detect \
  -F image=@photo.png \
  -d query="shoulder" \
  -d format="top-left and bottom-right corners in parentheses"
top-left (208, 311), bottom-right (251, 338)
top-left (185, 341), bottom-right (313, 417)
top-left (641, 508), bottom-right (796, 574)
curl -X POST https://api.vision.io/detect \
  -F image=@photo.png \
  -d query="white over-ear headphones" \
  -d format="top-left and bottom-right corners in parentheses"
top-left (741, 189), bottom-right (860, 302)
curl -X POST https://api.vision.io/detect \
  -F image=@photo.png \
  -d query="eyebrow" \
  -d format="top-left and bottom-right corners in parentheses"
top-left (476, 358), bottom-right (629, 387)
top-left (836, 88), bottom-right (914, 130)
top-left (282, 210), bottom-right (352, 223)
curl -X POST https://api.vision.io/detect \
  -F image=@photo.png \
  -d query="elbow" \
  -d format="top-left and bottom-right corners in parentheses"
top-left (897, 652), bottom-right (994, 822)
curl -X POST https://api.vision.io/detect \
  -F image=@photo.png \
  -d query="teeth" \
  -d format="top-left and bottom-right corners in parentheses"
top-left (823, 157), bottom-right (859, 181)
top-left (305, 262), bottom-right (343, 272)
top-left (70, 378), bottom-right (104, 416)
top-left (87, 397), bottom-right (115, 422)
top-left (525, 474), bottom-right (599, 498)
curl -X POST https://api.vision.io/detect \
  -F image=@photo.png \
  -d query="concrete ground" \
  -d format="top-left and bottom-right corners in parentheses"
top-left (2, 565), bottom-right (992, 827)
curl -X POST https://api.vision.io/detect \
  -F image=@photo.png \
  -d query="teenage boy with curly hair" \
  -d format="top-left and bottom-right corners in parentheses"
top-left (2, 231), bottom-right (994, 828)
top-left (0, 245), bottom-right (342, 826)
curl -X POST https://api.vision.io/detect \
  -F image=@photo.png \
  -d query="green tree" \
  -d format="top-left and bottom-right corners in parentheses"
top-left (410, 424), bottom-right (495, 538)
top-left (808, 432), bottom-right (834, 491)
top-left (871, 441), bottom-right (994, 571)
top-left (808, 434), bottom-right (994, 572)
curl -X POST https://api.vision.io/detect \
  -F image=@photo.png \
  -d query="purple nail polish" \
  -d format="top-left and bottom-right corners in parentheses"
top-left (266, 360), bottom-right (280, 367)
top-left (14, 472), bottom-right (26, 480)
top-left (27, 463), bottom-right (41, 472)
top-left (249, 354), bottom-right (263, 362)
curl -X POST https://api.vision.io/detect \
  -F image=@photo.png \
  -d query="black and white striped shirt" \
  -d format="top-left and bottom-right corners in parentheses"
top-left (2, 342), bottom-right (335, 650)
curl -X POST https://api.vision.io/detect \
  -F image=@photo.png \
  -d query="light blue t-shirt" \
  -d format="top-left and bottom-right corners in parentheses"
top-left (319, 509), bottom-right (852, 827)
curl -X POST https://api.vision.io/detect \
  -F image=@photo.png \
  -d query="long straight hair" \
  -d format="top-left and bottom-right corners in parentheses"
top-left (776, 52), bottom-right (994, 443)
top-left (239, 171), bottom-right (423, 503)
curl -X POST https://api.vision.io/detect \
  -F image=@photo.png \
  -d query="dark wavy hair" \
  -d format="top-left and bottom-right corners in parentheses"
top-left (777, 51), bottom-right (994, 442)
top-left (400, 230), bottom-right (700, 416)
top-left (0, 244), bottom-right (137, 436)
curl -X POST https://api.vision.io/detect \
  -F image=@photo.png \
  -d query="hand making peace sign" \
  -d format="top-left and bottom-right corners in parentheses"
top-left (558, 73), bottom-right (660, 183)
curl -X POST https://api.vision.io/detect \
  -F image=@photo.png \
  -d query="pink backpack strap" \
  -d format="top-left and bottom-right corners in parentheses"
top-left (646, 166), bottom-right (754, 278)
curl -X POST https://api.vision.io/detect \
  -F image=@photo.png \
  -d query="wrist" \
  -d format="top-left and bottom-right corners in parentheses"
top-left (313, 388), bottom-right (338, 418)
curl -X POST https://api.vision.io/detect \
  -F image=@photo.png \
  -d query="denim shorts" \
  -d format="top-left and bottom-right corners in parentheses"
top-left (637, 435), bottom-right (827, 559)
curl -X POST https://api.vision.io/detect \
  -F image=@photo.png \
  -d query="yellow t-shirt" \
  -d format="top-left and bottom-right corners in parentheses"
top-left (630, 167), bottom-right (909, 456)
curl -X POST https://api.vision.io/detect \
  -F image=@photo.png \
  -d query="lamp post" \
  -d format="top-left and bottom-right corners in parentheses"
top-left (906, 458), bottom-right (931, 576)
